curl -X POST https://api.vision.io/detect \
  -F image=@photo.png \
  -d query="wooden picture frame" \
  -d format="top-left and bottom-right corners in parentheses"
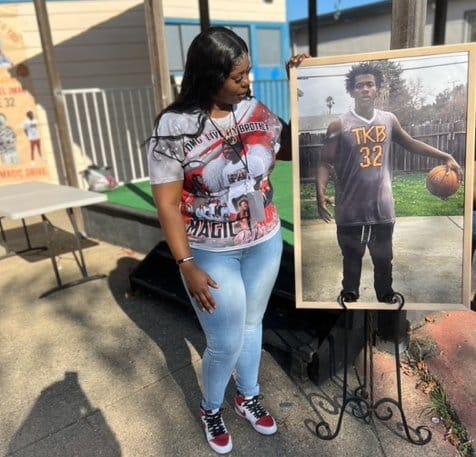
top-left (290, 43), bottom-right (476, 310)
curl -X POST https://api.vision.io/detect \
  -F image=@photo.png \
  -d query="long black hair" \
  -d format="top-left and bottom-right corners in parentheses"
top-left (154, 27), bottom-right (249, 131)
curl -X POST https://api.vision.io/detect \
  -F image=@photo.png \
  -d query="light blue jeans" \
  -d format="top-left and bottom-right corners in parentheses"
top-left (186, 230), bottom-right (283, 411)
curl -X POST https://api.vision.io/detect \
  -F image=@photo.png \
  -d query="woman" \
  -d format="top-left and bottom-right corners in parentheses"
top-left (148, 27), bottom-right (304, 454)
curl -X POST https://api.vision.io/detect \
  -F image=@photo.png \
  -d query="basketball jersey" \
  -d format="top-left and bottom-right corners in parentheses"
top-left (148, 98), bottom-right (282, 251)
top-left (334, 109), bottom-right (395, 226)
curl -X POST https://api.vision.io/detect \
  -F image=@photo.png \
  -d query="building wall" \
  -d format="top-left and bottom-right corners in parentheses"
top-left (0, 0), bottom-right (288, 185)
top-left (0, 1), bottom-right (150, 184)
top-left (12, 0), bottom-right (286, 97)
top-left (164, 0), bottom-right (286, 22)
top-left (445, 0), bottom-right (476, 43)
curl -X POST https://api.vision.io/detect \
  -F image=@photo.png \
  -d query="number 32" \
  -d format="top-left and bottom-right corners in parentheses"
top-left (360, 145), bottom-right (383, 168)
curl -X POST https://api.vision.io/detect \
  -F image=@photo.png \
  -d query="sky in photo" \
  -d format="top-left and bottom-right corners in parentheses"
top-left (297, 53), bottom-right (469, 117)
top-left (287, 0), bottom-right (382, 21)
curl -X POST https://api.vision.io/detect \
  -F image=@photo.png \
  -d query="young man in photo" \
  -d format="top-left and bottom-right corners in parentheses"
top-left (316, 62), bottom-right (462, 304)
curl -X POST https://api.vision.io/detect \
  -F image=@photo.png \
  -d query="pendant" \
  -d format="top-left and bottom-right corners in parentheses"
top-left (226, 134), bottom-right (238, 145)
top-left (224, 127), bottom-right (237, 145)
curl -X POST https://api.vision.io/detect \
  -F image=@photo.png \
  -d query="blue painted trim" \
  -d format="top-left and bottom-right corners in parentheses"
top-left (249, 23), bottom-right (288, 79)
top-left (165, 18), bottom-right (200, 26)
top-left (165, 20), bottom-right (290, 81)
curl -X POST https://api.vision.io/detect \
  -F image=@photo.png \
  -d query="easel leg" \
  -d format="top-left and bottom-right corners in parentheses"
top-left (373, 294), bottom-right (431, 445)
top-left (315, 292), bottom-right (431, 445)
top-left (315, 299), bottom-right (370, 440)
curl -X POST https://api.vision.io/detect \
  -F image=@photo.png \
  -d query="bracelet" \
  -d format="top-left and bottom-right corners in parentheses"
top-left (176, 256), bottom-right (194, 265)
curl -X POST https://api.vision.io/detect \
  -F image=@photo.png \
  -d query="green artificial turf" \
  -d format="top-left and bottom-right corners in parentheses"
top-left (106, 181), bottom-right (157, 213)
top-left (269, 161), bottom-right (294, 244)
top-left (105, 160), bottom-right (296, 244)
top-left (106, 167), bottom-right (464, 247)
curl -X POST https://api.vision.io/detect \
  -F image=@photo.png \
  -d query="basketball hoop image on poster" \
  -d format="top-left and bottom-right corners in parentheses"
top-left (289, 43), bottom-right (476, 311)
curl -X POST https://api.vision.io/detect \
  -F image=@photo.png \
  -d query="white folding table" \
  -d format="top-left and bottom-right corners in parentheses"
top-left (0, 181), bottom-right (107, 297)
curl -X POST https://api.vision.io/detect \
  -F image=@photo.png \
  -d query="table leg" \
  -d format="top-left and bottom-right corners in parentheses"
top-left (39, 209), bottom-right (106, 298)
top-left (0, 217), bottom-right (15, 258)
top-left (0, 217), bottom-right (47, 259)
top-left (15, 218), bottom-right (48, 255)
top-left (67, 207), bottom-right (88, 277)
top-left (42, 214), bottom-right (62, 287)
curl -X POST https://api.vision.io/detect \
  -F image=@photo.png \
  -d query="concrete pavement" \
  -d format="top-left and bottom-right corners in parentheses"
top-left (300, 216), bottom-right (466, 307)
top-left (0, 210), bottom-right (473, 456)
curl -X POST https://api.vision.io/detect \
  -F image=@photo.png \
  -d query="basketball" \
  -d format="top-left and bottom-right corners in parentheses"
top-left (426, 165), bottom-right (461, 200)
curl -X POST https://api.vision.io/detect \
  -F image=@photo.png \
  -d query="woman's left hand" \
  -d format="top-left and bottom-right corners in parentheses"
top-left (287, 54), bottom-right (309, 68)
top-left (286, 54), bottom-right (310, 77)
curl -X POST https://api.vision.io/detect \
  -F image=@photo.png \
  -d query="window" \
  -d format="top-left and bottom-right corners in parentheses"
top-left (257, 29), bottom-right (281, 66)
top-left (181, 25), bottom-right (201, 62)
top-left (165, 25), bottom-right (182, 72)
top-left (165, 24), bottom-right (250, 72)
top-left (230, 26), bottom-right (250, 51)
top-left (165, 24), bottom-right (201, 72)
top-left (465, 10), bottom-right (476, 42)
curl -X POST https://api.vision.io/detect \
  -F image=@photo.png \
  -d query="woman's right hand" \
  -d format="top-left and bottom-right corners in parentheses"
top-left (152, 182), bottom-right (220, 313)
top-left (180, 262), bottom-right (219, 314)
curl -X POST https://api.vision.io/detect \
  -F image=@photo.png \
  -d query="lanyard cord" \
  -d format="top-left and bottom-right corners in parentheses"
top-left (208, 109), bottom-right (249, 173)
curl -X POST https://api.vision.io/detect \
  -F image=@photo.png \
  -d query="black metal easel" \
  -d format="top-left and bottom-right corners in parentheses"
top-left (315, 292), bottom-right (431, 445)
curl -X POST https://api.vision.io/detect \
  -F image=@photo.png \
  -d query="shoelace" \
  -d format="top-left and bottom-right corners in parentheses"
top-left (204, 410), bottom-right (227, 438)
top-left (242, 396), bottom-right (267, 419)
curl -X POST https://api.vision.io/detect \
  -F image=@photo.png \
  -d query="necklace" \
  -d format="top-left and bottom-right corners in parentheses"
top-left (210, 112), bottom-right (238, 144)
top-left (208, 109), bottom-right (248, 171)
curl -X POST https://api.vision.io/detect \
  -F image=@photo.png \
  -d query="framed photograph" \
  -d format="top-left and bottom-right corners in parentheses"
top-left (289, 44), bottom-right (476, 310)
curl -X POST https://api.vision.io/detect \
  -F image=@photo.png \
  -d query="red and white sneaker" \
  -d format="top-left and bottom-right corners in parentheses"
top-left (200, 407), bottom-right (233, 454)
top-left (234, 393), bottom-right (277, 435)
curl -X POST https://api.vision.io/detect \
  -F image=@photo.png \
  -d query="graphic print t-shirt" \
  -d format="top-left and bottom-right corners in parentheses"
top-left (148, 98), bottom-right (282, 251)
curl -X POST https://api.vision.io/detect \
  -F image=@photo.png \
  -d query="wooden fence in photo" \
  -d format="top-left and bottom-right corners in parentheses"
top-left (298, 120), bottom-right (467, 181)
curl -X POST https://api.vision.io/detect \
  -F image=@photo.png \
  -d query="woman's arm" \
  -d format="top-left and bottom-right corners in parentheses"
top-left (152, 181), bottom-right (219, 313)
top-left (276, 119), bottom-right (292, 161)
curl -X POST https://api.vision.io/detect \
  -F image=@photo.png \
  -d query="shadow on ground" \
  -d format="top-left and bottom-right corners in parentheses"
top-left (1, 222), bottom-right (98, 263)
top-left (107, 255), bottom-right (206, 418)
top-left (106, 248), bottom-right (343, 396)
top-left (7, 372), bottom-right (121, 457)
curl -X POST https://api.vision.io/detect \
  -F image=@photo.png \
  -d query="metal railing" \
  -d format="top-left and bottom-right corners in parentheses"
top-left (63, 79), bottom-right (290, 186)
top-left (63, 86), bottom-right (157, 186)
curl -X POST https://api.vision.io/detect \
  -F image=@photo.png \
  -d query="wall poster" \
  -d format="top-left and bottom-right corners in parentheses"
top-left (0, 5), bottom-right (50, 184)
top-left (290, 44), bottom-right (476, 310)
